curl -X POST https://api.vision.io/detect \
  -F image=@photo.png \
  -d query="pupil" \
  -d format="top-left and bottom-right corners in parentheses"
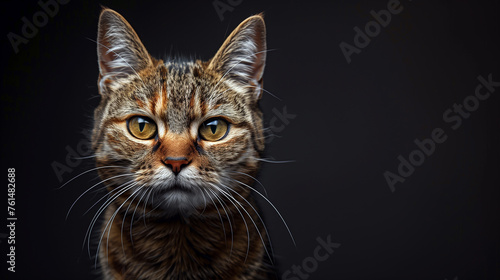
top-left (210, 125), bottom-right (217, 134)
top-left (138, 119), bottom-right (146, 132)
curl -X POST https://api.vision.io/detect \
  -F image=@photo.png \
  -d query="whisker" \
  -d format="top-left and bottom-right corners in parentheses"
top-left (222, 184), bottom-right (274, 264)
top-left (229, 171), bottom-right (268, 197)
top-left (147, 189), bottom-right (165, 213)
top-left (232, 179), bottom-right (296, 246)
top-left (71, 155), bottom-right (97, 160)
top-left (84, 182), bottom-right (135, 257)
top-left (142, 187), bottom-right (155, 226)
top-left (240, 84), bottom-right (282, 101)
top-left (199, 187), bottom-right (208, 215)
top-left (252, 158), bottom-right (296, 164)
top-left (83, 179), bottom-right (135, 216)
top-left (66, 173), bottom-right (133, 220)
top-left (56, 165), bottom-right (127, 190)
top-left (120, 185), bottom-right (145, 255)
top-left (97, 186), bottom-right (143, 269)
top-left (210, 183), bottom-right (251, 263)
top-left (85, 181), bottom-right (137, 257)
top-left (207, 188), bottom-right (234, 256)
top-left (202, 188), bottom-right (227, 244)
top-left (129, 185), bottom-right (149, 246)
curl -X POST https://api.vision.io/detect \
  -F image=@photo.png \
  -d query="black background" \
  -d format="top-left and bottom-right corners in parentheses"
top-left (1, 0), bottom-right (500, 279)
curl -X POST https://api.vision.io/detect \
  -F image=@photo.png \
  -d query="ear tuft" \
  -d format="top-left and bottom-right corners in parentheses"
top-left (209, 14), bottom-right (267, 98)
top-left (97, 8), bottom-right (152, 88)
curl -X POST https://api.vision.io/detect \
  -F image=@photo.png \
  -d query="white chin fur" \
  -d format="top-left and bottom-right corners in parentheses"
top-left (154, 190), bottom-right (203, 217)
top-left (146, 167), bottom-right (209, 216)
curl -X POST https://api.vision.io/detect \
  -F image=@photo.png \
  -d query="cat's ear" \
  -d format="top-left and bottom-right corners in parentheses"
top-left (97, 8), bottom-right (152, 90)
top-left (209, 14), bottom-right (267, 99)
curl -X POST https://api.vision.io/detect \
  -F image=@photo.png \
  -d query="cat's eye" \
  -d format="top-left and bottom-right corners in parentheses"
top-left (199, 118), bottom-right (229, 142)
top-left (127, 116), bottom-right (157, 140)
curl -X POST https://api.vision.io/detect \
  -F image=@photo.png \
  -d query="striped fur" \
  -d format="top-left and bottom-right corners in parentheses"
top-left (91, 8), bottom-right (274, 280)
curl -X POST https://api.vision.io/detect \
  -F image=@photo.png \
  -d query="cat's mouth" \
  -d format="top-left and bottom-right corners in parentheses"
top-left (151, 182), bottom-right (206, 215)
top-left (163, 184), bottom-right (193, 193)
top-left (153, 181), bottom-right (197, 196)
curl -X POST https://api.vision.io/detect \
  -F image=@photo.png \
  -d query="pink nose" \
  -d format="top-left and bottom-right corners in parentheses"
top-left (163, 157), bottom-right (190, 175)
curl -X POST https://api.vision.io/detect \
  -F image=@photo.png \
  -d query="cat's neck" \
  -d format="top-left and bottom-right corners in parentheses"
top-left (100, 192), bottom-right (274, 280)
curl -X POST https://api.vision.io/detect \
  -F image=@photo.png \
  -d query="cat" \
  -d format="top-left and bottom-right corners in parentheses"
top-left (91, 7), bottom-right (278, 280)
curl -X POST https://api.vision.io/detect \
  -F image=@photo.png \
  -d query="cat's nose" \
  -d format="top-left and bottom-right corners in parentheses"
top-left (163, 157), bottom-right (191, 175)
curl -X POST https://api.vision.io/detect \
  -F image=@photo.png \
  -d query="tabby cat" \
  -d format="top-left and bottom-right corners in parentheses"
top-left (91, 8), bottom-right (277, 280)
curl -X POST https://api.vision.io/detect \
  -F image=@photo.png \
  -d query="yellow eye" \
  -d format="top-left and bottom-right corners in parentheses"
top-left (199, 118), bottom-right (229, 141)
top-left (127, 116), bottom-right (157, 140)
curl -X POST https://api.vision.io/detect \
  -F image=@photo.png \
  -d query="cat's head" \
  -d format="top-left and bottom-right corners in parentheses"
top-left (91, 9), bottom-right (267, 216)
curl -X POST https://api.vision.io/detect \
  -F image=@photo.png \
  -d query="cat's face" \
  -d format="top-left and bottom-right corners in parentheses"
top-left (91, 10), bottom-right (267, 216)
